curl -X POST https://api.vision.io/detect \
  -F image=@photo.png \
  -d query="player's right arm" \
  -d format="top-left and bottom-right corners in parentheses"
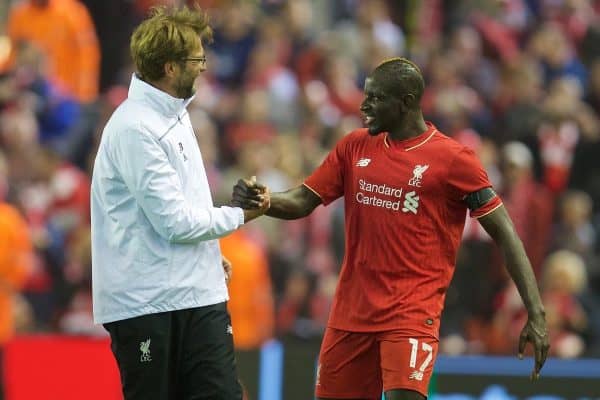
top-left (233, 131), bottom-right (352, 219)
top-left (233, 180), bottom-right (321, 220)
top-left (267, 185), bottom-right (322, 219)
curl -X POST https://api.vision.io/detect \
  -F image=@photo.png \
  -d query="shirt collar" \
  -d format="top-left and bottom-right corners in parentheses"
top-left (384, 121), bottom-right (437, 151)
top-left (128, 73), bottom-right (195, 117)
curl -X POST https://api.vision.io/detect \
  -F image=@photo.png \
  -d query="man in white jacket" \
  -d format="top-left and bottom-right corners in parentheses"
top-left (90, 5), bottom-right (269, 400)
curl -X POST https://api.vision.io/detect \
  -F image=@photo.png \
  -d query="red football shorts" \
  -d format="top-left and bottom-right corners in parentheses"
top-left (315, 327), bottom-right (438, 399)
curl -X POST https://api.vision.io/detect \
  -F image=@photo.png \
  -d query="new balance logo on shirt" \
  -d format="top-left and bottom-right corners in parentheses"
top-left (356, 158), bottom-right (371, 167)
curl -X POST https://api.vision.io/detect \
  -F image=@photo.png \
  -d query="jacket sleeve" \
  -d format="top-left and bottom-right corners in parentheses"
top-left (112, 126), bottom-right (244, 243)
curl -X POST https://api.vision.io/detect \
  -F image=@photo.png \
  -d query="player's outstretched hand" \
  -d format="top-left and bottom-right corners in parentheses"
top-left (231, 176), bottom-right (270, 223)
top-left (232, 176), bottom-right (269, 210)
top-left (518, 313), bottom-right (550, 381)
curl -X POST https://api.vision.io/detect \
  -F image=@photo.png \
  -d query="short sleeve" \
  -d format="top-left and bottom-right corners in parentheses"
top-left (447, 147), bottom-right (502, 218)
top-left (304, 138), bottom-right (347, 205)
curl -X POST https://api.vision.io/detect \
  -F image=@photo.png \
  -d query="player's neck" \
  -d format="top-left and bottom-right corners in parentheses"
top-left (387, 113), bottom-right (428, 142)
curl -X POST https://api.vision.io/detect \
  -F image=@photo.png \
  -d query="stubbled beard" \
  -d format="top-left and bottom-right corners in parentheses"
top-left (175, 80), bottom-right (195, 99)
top-left (177, 86), bottom-right (194, 99)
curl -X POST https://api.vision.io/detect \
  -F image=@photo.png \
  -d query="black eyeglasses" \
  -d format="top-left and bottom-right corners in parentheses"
top-left (182, 56), bottom-right (207, 65)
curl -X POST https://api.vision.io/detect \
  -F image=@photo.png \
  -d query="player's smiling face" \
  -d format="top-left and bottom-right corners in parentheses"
top-left (360, 76), bottom-right (402, 136)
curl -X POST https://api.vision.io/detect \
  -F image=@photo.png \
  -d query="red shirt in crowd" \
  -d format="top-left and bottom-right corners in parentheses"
top-left (304, 122), bottom-right (502, 337)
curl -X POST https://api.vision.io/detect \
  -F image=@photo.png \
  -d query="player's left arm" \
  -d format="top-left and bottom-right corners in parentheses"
top-left (475, 197), bottom-right (550, 380)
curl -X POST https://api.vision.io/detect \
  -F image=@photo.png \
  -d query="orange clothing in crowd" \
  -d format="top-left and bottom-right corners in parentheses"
top-left (0, 203), bottom-right (33, 345)
top-left (6, 0), bottom-right (100, 103)
top-left (220, 229), bottom-right (274, 350)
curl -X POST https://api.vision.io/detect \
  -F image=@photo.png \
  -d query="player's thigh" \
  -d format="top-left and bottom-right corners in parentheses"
top-left (315, 327), bottom-right (382, 400)
top-left (379, 333), bottom-right (438, 398)
top-left (179, 302), bottom-right (243, 400)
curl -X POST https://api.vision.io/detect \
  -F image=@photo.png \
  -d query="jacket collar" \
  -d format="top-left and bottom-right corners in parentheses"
top-left (128, 73), bottom-right (195, 117)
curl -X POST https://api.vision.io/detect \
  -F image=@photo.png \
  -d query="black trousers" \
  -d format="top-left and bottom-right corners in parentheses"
top-left (104, 302), bottom-right (243, 400)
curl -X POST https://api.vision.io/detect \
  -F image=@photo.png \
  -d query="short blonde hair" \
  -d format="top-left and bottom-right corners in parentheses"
top-left (542, 250), bottom-right (588, 294)
top-left (130, 4), bottom-right (212, 81)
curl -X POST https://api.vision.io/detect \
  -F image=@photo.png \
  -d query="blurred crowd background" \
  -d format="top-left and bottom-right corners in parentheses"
top-left (1, 0), bottom-right (600, 363)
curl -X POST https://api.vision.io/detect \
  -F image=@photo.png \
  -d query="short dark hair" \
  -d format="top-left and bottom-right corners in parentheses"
top-left (371, 57), bottom-right (425, 106)
top-left (130, 4), bottom-right (212, 82)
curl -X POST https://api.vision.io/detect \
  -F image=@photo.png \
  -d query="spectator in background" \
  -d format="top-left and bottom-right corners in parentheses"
top-left (585, 58), bottom-right (600, 114)
top-left (79, 0), bottom-right (136, 92)
top-left (210, 2), bottom-right (257, 88)
top-left (0, 151), bottom-right (32, 347)
top-left (489, 249), bottom-right (589, 358)
top-left (57, 224), bottom-right (101, 336)
top-left (449, 25), bottom-right (499, 103)
top-left (4, 0), bottom-right (100, 103)
top-left (283, 0), bottom-right (317, 68)
top-left (276, 268), bottom-right (319, 338)
top-left (220, 229), bottom-right (274, 350)
top-left (223, 90), bottom-right (277, 158)
top-left (541, 250), bottom-right (589, 358)
top-left (537, 77), bottom-right (597, 193)
top-left (528, 23), bottom-right (588, 90)
top-left (33, 147), bottom-right (91, 241)
top-left (421, 50), bottom-right (489, 135)
top-left (499, 141), bottom-right (554, 277)
top-left (21, 146), bottom-right (91, 326)
top-left (0, 150), bottom-right (33, 400)
top-left (553, 190), bottom-right (598, 264)
top-left (497, 57), bottom-right (545, 142)
top-left (244, 19), bottom-right (301, 132)
top-left (11, 42), bottom-right (82, 157)
top-left (0, 203), bottom-right (32, 400)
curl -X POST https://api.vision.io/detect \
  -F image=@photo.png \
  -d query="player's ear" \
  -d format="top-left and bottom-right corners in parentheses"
top-left (402, 93), bottom-right (417, 110)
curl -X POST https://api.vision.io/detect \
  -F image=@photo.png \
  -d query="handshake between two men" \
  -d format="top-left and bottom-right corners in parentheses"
top-left (232, 176), bottom-right (271, 222)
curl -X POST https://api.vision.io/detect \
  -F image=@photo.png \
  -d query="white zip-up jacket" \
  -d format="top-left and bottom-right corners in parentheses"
top-left (91, 74), bottom-right (244, 324)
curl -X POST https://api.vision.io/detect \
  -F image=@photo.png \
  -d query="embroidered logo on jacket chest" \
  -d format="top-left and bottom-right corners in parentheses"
top-left (178, 142), bottom-right (188, 162)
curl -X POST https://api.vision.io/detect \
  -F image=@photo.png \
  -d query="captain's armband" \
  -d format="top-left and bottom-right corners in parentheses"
top-left (464, 187), bottom-right (497, 211)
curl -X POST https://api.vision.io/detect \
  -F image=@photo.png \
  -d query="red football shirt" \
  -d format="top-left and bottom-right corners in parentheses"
top-left (304, 123), bottom-right (502, 337)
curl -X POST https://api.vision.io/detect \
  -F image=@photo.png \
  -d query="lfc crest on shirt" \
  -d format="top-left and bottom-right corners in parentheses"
top-left (408, 164), bottom-right (429, 187)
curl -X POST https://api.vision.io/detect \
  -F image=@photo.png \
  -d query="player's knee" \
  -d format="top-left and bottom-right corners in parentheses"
top-left (384, 388), bottom-right (426, 400)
